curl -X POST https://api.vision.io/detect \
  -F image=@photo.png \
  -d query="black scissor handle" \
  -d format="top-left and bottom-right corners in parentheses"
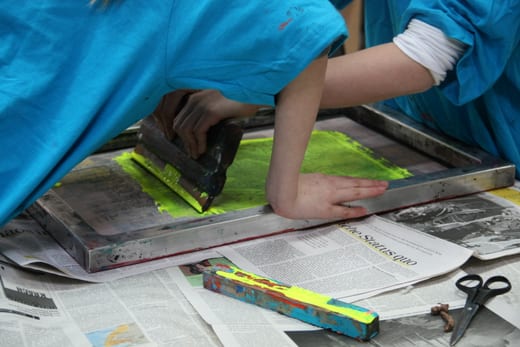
top-left (456, 274), bottom-right (512, 305)
top-left (456, 274), bottom-right (483, 296)
top-left (482, 275), bottom-right (512, 296)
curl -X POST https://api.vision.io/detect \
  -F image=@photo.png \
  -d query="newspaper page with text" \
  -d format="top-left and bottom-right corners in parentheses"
top-left (0, 261), bottom-right (223, 347)
top-left (218, 216), bottom-right (473, 302)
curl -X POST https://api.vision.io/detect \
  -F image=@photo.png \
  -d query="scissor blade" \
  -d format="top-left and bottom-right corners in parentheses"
top-left (450, 303), bottom-right (480, 346)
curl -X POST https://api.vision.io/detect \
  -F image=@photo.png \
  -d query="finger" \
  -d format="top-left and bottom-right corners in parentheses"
top-left (174, 107), bottom-right (200, 158)
top-left (172, 96), bottom-right (193, 133)
top-left (324, 205), bottom-right (369, 220)
top-left (192, 116), bottom-right (210, 157)
top-left (156, 90), bottom-right (193, 140)
top-left (179, 92), bottom-right (226, 157)
top-left (321, 177), bottom-right (387, 205)
top-left (175, 94), bottom-right (211, 159)
top-left (333, 176), bottom-right (389, 189)
top-left (331, 186), bottom-right (388, 206)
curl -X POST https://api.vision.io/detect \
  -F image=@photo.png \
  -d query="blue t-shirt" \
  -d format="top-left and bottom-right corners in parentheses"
top-left (0, 0), bottom-right (348, 226)
top-left (364, 1), bottom-right (520, 177)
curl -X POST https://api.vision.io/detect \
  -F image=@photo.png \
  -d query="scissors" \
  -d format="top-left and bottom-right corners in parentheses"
top-left (450, 274), bottom-right (512, 346)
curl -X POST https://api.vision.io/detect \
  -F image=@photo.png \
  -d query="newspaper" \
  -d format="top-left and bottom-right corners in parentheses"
top-left (217, 215), bottom-right (473, 302)
top-left (1, 191), bottom-right (517, 345)
top-left (0, 213), bottom-right (221, 283)
top-left (0, 253), bottom-right (308, 347)
top-left (172, 257), bottom-right (309, 347)
top-left (352, 269), bottom-right (468, 320)
top-left (3, 255), bottom-right (518, 347)
top-left (0, 262), bottom-right (91, 347)
top-left (0, 261), bottom-right (222, 347)
top-left (172, 258), bottom-right (469, 346)
top-left (170, 256), bottom-right (520, 347)
top-left (1, 231), bottom-right (517, 347)
top-left (113, 217), bottom-right (476, 345)
top-left (3, 210), bottom-right (473, 347)
top-left (0, 256), bottom-right (310, 347)
top-left (381, 184), bottom-right (520, 260)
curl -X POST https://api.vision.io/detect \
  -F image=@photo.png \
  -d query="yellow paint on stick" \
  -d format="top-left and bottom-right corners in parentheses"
top-left (212, 264), bottom-right (376, 324)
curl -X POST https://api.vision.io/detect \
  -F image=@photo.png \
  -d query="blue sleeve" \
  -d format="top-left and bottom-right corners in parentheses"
top-left (166, 0), bottom-right (347, 107)
top-left (401, 0), bottom-right (520, 104)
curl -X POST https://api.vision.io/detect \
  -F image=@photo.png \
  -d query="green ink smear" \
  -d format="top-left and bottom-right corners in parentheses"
top-left (131, 151), bottom-right (207, 213)
top-left (115, 130), bottom-right (412, 219)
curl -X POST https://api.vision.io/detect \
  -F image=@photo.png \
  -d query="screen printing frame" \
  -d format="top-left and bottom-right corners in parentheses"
top-left (28, 104), bottom-right (516, 272)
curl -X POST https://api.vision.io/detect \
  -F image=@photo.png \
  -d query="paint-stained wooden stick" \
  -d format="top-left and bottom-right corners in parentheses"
top-left (202, 264), bottom-right (379, 341)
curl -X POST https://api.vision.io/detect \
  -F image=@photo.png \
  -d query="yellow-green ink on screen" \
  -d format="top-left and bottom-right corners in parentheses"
top-left (115, 130), bottom-right (412, 219)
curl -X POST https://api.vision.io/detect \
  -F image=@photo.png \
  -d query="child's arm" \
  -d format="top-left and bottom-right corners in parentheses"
top-left (266, 55), bottom-right (388, 220)
top-left (321, 42), bottom-right (434, 109)
top-left (171, 43), bottom-right (435, 157)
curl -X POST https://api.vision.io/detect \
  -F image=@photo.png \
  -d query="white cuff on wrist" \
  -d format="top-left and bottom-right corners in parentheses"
top-left (393, 18), bottom-right (466, 85)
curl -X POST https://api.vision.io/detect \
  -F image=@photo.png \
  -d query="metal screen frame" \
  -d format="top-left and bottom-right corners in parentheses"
top-left (28, 104), bottom-right (515, 272)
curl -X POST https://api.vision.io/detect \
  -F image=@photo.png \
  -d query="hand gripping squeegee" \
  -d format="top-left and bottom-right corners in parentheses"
top-left (132, 93), bottom-right (243, 213)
